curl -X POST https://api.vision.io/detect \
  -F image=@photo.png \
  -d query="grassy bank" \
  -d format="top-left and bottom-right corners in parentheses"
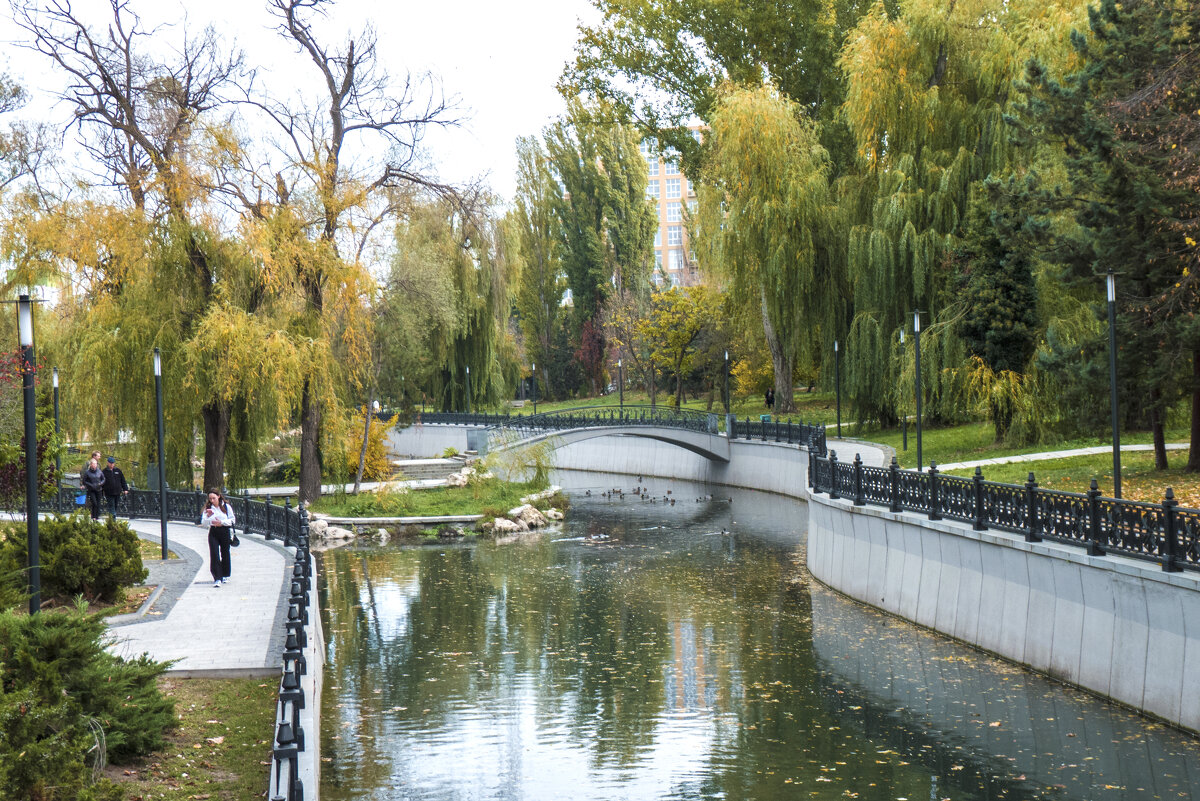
top-left (105, 677), bottom-right (277, 800)
top-left (310, 480), bottom-right (547, 518)
top-left (942, 449), bottom-right (1200, 508)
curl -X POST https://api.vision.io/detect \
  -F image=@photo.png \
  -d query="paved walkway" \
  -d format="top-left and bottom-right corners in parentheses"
top-left (106, 519), bottom-right (293, 677)
top-left (937, 442), bottom-right (1189, 472)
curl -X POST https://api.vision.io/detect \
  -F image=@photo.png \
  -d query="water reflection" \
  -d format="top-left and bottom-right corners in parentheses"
top-left (318, 471), bottom-right (1200, 800)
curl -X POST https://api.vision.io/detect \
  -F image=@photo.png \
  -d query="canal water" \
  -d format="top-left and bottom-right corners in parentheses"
top-left (318, 472), bottom-right (1200, 800)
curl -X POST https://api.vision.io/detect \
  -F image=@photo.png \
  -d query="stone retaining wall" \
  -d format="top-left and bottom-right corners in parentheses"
top-left (806, 491), bottom-right (1200, 733)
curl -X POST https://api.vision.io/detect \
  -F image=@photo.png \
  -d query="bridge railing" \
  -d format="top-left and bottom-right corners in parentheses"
top-left (729, 416), bottom-right (827, 455)
top-left (810, 451), bottom-right (1200, 573)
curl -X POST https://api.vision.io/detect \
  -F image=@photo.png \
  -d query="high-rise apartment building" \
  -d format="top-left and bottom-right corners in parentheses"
top-left (641, 129), bottom-right (703, 287)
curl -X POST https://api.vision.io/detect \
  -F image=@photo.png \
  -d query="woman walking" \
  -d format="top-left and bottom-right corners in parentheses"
top-left (199, 489), bottom-right (237, 587)
top-left (81, 458), bottom-right (106, 521)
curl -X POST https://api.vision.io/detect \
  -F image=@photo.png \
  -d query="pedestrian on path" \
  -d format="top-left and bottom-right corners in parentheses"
top-left (198, 489), bottom-right (237, 587)
top-left (81, 458), bottom-right (105, 521)
top-left (102, 456), bottom-right (129, 516)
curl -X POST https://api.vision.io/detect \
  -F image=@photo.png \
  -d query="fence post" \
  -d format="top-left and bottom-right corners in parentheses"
top-left (774, 420), bottom-right (781, 442)
top-left (808, 449), bottom-right (815, 489)
top-left (853, 454), bottom-right (865, 505)
top-left (1162, 487), bottom-right (1182, 573)
top-left (284, 497), bottom-right (293, 543)
top-left (889, 457), bottom-right (901, 513)
top-left (828, 451), bottom-right (840, 500)
top-left (928, 462), bottom-right (941, 521)
top-left (972, 467), bottom-right (986, 531)
top-left (1024, 472), bottom-right (1041, 542)
top-left (265, 495), bottom-right (274, 541)
top-left (1086, 479), bottom-right (1105, 556)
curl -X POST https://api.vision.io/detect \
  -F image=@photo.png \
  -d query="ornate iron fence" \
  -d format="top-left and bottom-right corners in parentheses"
top-left (49, 486), bottom-right (304, 547)
top-left (811, 452), bottom-right (1200, 573)
top-left (729, 416), bottom-right (827, 454)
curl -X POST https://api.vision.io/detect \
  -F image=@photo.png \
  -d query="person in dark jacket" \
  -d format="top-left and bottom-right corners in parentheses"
top-left (81, 458), bottom-right (105, 521)
top-left (101, 456), bottom-right (129, 517)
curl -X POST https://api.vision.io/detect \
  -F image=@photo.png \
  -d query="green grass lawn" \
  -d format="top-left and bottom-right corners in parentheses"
top-left (848, 420), bottom-right (1192, 471)
top-left (310, 480), bottom-right (549, 518)
top-left (500, 388), bottom-right (839, 425)
top-left (105, 677), bottom-right (277, 800)
top-left (941, 449), bottom-right (1200, 508)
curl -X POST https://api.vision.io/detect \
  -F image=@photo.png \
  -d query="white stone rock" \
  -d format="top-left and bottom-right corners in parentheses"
top-left (492, 517), bottom-right (520, 534)
top-left (545, 508), bottom-right (564, 521)
top-left (308, 518), bottom-right (329, 537)
top-left (326, 525), bottom-right (355, 540)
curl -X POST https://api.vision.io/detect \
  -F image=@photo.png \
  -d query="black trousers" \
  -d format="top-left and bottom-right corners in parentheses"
top-left (208, 526), bottom-right (232, 581)
top-left (105, 494), bottom-right (121, 516)
top-left (86, 489), bottom-right (104, 520)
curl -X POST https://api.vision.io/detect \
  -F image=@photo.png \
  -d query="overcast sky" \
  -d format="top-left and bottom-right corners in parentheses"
top-left (1, 0), bottom-right (600, 202)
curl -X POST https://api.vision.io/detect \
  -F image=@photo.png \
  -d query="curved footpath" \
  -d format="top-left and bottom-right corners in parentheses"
top-left (106, 519), bottom-right (293, 677)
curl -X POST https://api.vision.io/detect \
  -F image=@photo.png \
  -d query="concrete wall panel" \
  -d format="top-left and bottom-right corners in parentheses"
top-left (1076, 566), bottom-right (1117, 697)
top-left (1047, 559), bottom-right (1085, 683)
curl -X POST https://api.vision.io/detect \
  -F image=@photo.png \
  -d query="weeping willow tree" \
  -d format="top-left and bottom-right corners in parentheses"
top-left (839, 0), bottom-right (1088, 425)
top-left (382, 200), bottom-right (515, 412)
top-left (696, 84), bottom-right (842, 414)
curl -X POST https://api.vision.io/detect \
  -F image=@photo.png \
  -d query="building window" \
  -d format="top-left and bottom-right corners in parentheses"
top-left (667, 225), bottom-right (682, 246)
top-left (647, 156), bottom-right (659, 177)
top-left (666, 202), bottom-right (682, 222)
top-left (646, 180), bottom-right (659, 198)
top-left (687, 199), bottom-right (698, 216)
top-left (666, 178), bottom-right (681, 199)
top-left (664, 158), bottom-right (678, 175)
top-left (669, 249), bottom-right (683, 271)
top-left (654, 229), bottom-right (662, 247)
top-left (691, 129), bottom-right (702, 144)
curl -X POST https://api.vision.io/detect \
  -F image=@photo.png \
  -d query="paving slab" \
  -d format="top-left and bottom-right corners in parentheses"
top-left (106, 519), bottom-right (294, 677)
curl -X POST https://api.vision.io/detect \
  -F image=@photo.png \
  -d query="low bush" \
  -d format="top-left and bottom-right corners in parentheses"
top-left (0, 606), bottom-right (174, 798)
top-left (0, 516), bottom-right (148, 604)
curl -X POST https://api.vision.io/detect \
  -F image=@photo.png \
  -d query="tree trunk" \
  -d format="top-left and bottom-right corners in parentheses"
top-left (299, 379), bottom-right (323, 504)
top-left (1149, 387), bottom-right (1168, 470)
top-left (201, 401), bottom-right (230, 492)
top-left (1188, 350), bottom-right (1200, 472)
top-left (354, 390), bottom-right (375, 495)
top-left (760, 287), bottom-right (795, 413)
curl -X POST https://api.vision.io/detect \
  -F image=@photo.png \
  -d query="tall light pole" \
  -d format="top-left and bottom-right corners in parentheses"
top-left (153, 347), bottom-right (168, 559)
top-left (1106, 269), bottom-right (1122, 499)
top-left (18, 295), bottom-right (40, 614)
top-left (913, 311), bottom-right (924, 471)
top-left (531, 362), bottom-right (537, 415)
top-left (899, 331), bottom-right (907, 451)
top-left (834, 339), bottom-right (841, 438)
top-left (465, 365), bottom-right (471, 414)
top-left (52, 367), bottom-right (61, 512)
top-left (618, 357), bottom-right (624, 411)
top-left (723, 350), bottom-right (730, 414)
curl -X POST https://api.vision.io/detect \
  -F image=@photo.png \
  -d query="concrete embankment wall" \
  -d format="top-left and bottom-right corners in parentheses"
top-left (386, 423), bottom-right (813, 496)
top-left (807, 491), bottom-right (1200, 733)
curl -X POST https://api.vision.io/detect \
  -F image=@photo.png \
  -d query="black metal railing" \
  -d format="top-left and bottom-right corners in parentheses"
top-left (269, 507), bottom-right (313, 801)
top-left (729, 416), bottom-right (828, 455)
top-left (811, 453), bottom-right (1200, 573)
top-left (50, 486), bottom-right (305, 547)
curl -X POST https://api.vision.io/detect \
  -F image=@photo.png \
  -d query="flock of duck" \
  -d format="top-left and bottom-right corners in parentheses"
top-left (583, 477), bottom-right (732, 507)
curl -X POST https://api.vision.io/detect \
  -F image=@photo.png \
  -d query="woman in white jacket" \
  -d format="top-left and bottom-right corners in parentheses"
top-left (199, 489), bottom-right (237, 587)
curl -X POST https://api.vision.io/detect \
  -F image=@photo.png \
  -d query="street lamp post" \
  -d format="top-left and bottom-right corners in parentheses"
top-left (153, 347), bottom-right (168, 560)
top-left (913, 311), bottom-right (924, 472)
top-left (465, 365), bottom-right (471, 415)
top-left (724, 350), bottom-right (730, 414)
top-left (834, 340), bottom-right (841, 438)
top-left (53, 367), bottom-right (60, 512)
top-left (18, 295), bottom-right (40, 615)
top-left (531, 362), bottom-right (537, 415)
top-left (1106, 269), bottom-right (1122, 499)
top-left (899, 332), bottom-right (907, 451)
